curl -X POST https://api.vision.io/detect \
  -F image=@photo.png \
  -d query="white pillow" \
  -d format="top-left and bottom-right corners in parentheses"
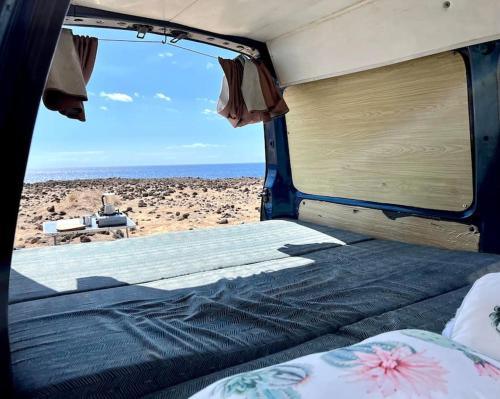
top-left (442, 317), bottom-right (456, 338)
top-left (450, 273), bottom-right (500, 362)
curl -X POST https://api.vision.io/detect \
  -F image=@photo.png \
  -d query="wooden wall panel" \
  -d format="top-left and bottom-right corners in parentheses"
top-left (285, 52), bottom-right (473, 212)
top-left (299, 200), bottom-right (479, 252)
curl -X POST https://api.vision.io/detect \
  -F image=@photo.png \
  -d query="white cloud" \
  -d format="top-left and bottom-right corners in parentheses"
top-left (100, 91), bottom-right (133, 102)
top-left (164, 143), bottom-right (224, 150)
top-left (158, 51), bottom-right (174, 58)
top-left (134, 92), bottom-right (140, 97)
top-left (206, 62), bottom-right (214, 70)
top-left (196, 97), bottom-right (217, 104)
top-left (88, 91), bottom-right (95, 96)
top-left (183, 143), bottom-right (222, 148)
top-left (155, 92), bottom-right (172, 101)
top-left (99, 106), bottom-right (108, 111)
top-left (202, 107), bottom-right (223, 121)
top-left (201, 108), bottom-right (221, 119)
top-left (52, 150), bottom-right (105, 156)
top-left (202, 108), bottom-right (217, 115)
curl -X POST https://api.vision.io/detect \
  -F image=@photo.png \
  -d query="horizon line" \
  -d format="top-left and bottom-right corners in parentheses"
top-left (26, 161), bottom-right (265, 172)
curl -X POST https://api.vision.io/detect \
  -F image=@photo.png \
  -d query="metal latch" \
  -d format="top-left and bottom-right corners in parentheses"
top-left (133, 24), bottom-right (153, 39)
top-left (259, 188), bottom-right (271, 203)
top-left (170, 30), bottom-right (188, 43)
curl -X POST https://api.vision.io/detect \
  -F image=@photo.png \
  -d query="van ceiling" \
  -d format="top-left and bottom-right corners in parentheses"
top-left (72, 0), bottom-right (500, 86)
top-left (72, 0), bottom-right (358, 42)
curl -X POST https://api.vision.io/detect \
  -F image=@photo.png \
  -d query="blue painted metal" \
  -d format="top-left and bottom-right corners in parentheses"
top-left (263, 42), bottom-right (500, 253)
top-left (466, 42), bottom-right (500, 252)
top-left (295, 192), bottom-right (475, 221)
top-left (262, 116), bottom-right (296, 220)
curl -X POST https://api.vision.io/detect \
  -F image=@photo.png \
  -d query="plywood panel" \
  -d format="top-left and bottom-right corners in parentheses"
top-left (299, 200), bottom-right (479, 252)
top-left (285, 52), bottom-right (473, 212)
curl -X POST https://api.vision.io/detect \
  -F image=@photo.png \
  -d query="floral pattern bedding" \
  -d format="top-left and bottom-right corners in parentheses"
top-left (190, 330), bottom-right (500, 399)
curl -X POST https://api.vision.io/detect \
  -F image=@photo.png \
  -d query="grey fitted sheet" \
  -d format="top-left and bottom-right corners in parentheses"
top-left (9, 238), bottom-right (500, 398)
top-left (10, 219), bottom-right (368, 303)
top-left (147, 286), bottom-right (471, 399)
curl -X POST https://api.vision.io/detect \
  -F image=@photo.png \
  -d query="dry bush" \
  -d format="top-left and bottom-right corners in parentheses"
top-left (68, 192), bottom-right (79, 202)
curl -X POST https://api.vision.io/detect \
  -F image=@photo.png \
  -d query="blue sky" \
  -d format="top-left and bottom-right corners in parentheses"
top-left (27, 27), bottom-right (264, 170)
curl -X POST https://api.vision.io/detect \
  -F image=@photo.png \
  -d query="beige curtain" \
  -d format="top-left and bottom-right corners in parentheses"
top-left (217, 56), bottom-right (288, 127)
top-left (43, 29), bottom-right (98, 121)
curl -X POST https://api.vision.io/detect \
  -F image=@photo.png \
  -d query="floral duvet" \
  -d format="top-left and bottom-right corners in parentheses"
top-left (191, 329), bottom-right (500, 399)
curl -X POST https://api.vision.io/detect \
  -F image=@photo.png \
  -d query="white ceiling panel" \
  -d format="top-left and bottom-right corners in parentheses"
top-left (269, 0), bottom-right (500, 86)
top-left (71, 0), bottom-right (500, 86)
top-left (71, 0), bottom-right (189, 23)
top-left (71, 0), bottom-right (361, 41)
top-left (170, 0), bottom-right (360, 41)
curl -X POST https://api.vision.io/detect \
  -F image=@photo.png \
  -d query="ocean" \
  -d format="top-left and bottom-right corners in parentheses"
top-left (24, 163), bottom-right (265, 183)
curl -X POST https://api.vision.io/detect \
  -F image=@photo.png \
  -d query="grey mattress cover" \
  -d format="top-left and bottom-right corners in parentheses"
top-left (10, 219), bottom-right (368, 303)
top-left (10, 239), bottom-right (500, 398)
top-left (147, 286), bottom-right (471, 399)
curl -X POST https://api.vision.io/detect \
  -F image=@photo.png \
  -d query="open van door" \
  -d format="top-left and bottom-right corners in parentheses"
top-left (0, 0), bottom-right (71, 394)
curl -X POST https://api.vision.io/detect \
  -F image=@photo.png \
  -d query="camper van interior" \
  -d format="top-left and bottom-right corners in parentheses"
top-left (1, 0), bottom-right (500, 397)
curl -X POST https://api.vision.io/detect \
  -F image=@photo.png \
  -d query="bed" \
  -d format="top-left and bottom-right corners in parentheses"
top-left (9, 220), bottom-right (500, 398)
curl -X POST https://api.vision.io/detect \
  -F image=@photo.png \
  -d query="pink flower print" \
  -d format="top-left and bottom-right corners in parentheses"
top-left (346, 345), bottom-right (448, 398)
top-left (475, 361), bottom-right (500, 380)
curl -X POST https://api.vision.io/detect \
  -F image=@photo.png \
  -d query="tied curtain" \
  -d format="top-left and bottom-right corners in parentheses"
top-left (217, 56), bottom-right (288, 127)
top-left (43, 29), bottom-right (98, 122)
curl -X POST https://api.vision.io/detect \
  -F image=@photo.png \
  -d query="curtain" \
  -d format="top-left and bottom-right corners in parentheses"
top-left (217, 56), bottom-right (288, 127)
top-left (43, 29), bottom-right (98, 121)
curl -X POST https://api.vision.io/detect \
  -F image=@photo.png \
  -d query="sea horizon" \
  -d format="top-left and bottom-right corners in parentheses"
top-left (24, 162), bottom-right (266, 183)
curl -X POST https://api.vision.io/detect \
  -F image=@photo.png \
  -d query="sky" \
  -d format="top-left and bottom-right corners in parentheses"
top-left (27, 27), bottom-right (265, 170)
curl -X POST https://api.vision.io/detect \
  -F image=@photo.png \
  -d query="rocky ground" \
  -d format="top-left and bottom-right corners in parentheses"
top-left (15, 178), bottom-right (263, 249)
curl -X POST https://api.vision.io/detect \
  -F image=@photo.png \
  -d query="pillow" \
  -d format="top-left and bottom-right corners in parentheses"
top-left (190, 329), bottom-right (500, 399)
top-left (450, 273), bottom-right (500, 362)
top-left (442, 316), bottom-right (456, 338)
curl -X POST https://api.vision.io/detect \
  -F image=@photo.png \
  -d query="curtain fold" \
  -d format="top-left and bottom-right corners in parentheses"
top-left (73, 34), bottom-right (98, 84)
top-left (217, 56), bottom-right (288, 127)
top-left (255, 59), bottom-right (289, 118)
top-left (43, 29), bottom-right (98, 122)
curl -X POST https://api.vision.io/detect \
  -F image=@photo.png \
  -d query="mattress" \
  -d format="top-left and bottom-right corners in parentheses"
top-left (147, 286), bottom-right (471, 399)
top-left (9, 219), bottom-right (368, 303)
top-left (9, 234), bottom-right (500, 398)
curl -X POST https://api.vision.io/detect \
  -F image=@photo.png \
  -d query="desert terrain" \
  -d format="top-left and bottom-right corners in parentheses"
top-left (15, 177), bottom-right (263, 248)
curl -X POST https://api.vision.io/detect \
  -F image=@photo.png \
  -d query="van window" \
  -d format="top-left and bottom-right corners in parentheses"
top-left (284, 52), bottom-right (472, 212)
